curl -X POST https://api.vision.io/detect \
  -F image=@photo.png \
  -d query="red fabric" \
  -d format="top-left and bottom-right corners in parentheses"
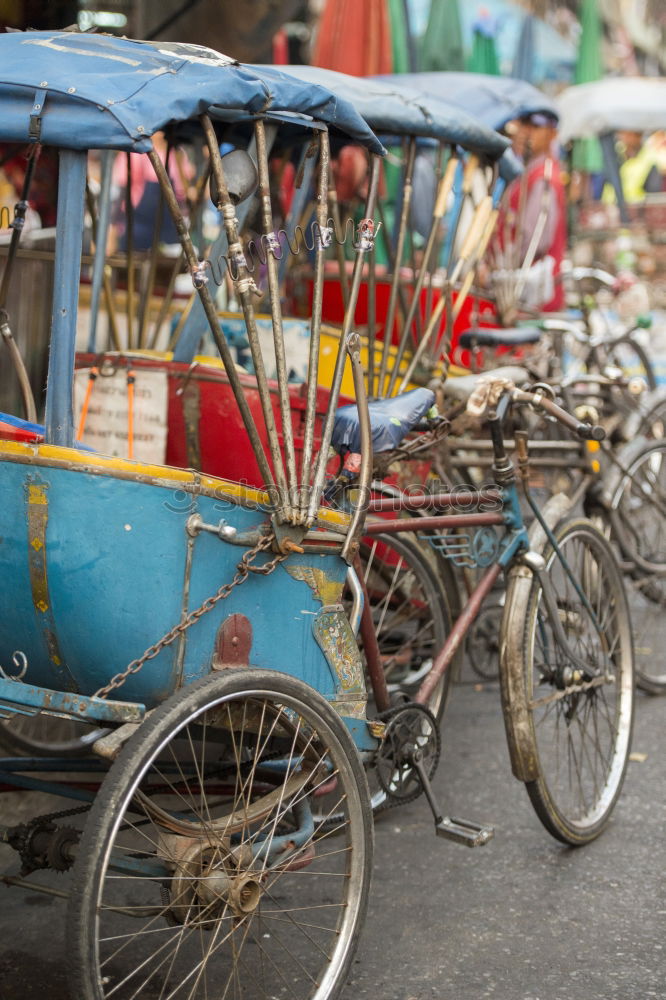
top-left (272, 28), bottom-right (289, 65)
top-left (498, 155), bottom-right (567, 312)
top-left (312, 0), bottom-right (393, 76)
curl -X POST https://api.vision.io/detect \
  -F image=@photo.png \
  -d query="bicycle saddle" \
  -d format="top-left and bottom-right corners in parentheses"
top-left (332, 387), bottom-right (435, 455)
top-left (458, 326), bottom-right (542, 349)
top-left (443, 366), bottom-right (529, 403)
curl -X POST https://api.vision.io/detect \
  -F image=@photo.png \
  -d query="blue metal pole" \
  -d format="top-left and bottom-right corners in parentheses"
top-left (44, 149), bottom-right (87, 447)
top-left (87, 150), bottom-right (113, 353)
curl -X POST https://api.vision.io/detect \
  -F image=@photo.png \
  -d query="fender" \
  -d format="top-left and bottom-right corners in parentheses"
top-left (498, 492), bottom-right (572, 782)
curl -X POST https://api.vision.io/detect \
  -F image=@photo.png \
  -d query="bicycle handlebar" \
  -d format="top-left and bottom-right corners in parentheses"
top-left (511, 388), bottom-right (606, 441)
top-left (568, 265), bottom-right (617, 289)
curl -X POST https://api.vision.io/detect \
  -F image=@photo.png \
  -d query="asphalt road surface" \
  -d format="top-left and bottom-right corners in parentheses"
top-left (0, 681), bottom-right (663, 1000)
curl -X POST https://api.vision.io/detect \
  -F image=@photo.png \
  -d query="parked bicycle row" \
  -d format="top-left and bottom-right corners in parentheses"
top-left (0, 31), bottom-right (663, 1000)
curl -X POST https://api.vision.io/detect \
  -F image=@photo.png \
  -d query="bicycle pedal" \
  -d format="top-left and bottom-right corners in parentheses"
top-left (435, 815), bottom-right (494, 848)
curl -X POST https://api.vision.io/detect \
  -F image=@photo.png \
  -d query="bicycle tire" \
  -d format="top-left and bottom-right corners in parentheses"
top-left (67, 669), bottom-right (373, 1000)
top-left (592, 333), bottom-right (657, 392)
top-left (608, 439), bottom-right (666, 693)
top-left (500, 517), bottom-right (634, 845)
top-left (606, 438), bottom-right (666, 577)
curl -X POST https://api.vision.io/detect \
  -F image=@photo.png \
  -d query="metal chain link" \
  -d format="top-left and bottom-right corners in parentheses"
top-left (93, 534), bottom-right (286, 700)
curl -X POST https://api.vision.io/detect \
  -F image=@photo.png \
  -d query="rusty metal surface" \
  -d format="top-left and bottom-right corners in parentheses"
top-left (0, 676), bottom-right (144, 723)
top-left (213, 613), bottom-right (253, 670)
top-left (180, 378), bottom-right (202, 470)
top-left (364, 512), bottom-right (505, 534)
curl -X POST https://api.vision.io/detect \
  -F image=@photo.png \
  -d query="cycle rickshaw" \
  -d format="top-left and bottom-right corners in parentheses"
top-left (0, 33), bottom-right (638, 1000)
top-left (0, 30), bottom-right (386, 1000)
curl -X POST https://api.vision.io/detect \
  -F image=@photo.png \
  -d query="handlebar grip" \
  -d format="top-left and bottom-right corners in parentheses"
top-left (576, 422), bottom-right (606, 442)
top-left (512, 389), bottom-right (606, 442)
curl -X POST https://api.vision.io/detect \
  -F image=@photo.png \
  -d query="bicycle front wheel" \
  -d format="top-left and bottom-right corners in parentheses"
top-left (609, 439), bottom-right (666, 693)
top-left (501, 518), bottom-right (634, 845)
top-left (67, 670), bottom-right (373, 1000)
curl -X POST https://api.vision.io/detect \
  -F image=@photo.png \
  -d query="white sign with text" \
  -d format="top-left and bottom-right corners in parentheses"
top-left (74, 367), bottom-right (168, 464)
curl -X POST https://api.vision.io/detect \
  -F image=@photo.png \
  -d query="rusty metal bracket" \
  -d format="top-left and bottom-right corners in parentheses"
top-left (212, 613), bottom-right (253, 670)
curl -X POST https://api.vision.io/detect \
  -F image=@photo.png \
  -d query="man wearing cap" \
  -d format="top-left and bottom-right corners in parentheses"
top-left (500, 111), bottom-right (566, 314)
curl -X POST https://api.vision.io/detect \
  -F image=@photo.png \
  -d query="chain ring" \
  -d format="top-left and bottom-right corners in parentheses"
top-left (375, 703), bottom-right (441, 806)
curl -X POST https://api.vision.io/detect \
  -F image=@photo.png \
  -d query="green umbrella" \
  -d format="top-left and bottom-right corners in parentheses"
top-left (420, 0), bottom-right (464, 73)
top-left (573, 0), bottom-right (604, 172)
top-left (387, 0), bottom-right (411, 73)
top-left (467, 11), bottom-right (500, 76)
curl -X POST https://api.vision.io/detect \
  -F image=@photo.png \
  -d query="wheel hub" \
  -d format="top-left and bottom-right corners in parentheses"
top-left (167, 839), bottom-right (264, 925)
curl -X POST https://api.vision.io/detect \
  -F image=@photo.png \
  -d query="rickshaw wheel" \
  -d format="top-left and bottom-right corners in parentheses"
top-left (67, 669), bottom-right (373, 1000)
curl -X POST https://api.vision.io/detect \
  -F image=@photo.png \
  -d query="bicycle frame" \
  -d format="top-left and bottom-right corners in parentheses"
top-left (360, 475), bottom-right (528, 714)
top-left (356, 395), bottom-right (619, 718)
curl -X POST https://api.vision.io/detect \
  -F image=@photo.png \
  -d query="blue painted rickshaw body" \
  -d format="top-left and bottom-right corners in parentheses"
top-left (0, 32), bottom-right (378, 749)
top-left (0, 446), bottom-right (368, 737)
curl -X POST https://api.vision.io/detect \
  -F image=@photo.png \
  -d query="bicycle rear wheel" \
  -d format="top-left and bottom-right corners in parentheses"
top-left (358, 532), bottom-right (452, 722)
top-left (500, 518), bottom-right (634, 845)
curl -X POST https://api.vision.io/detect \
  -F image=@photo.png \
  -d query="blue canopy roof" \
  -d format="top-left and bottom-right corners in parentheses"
top-left (275, 65), bottom-right (509, 159)
top-left (0, 31), bottom-right (384, 154)
top-left (379, 73), bottom-right (558, 132)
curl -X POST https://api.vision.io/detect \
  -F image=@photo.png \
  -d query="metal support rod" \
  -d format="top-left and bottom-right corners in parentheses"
top-left (354, 554), bottom-right (391, 713)
top-left (125, 152), bottom-right (135, 349)
top-left (277, 142), bottom-right (316, 289)
top-left (0, 146), bottom-right (39, 421)
top-left (341, 332), bottom-right (373, 562)
top-left (255, 119), bottom-right (298, 517)
top-left (424, 144), bottom-right (447, 327)
top-left (375, 197), bottom-right (411, 341)
top-left (366, 224), bottom-right (377, 398)
top-left (364, 512), bottom-right (505, 534)
top-left (386, 148), bottom-right (458, 397)
top-left (85, 182), bottom-right (121, 352)
top-left (148, 145), bottom-right (275, 492)
top-left (0, 316), bottom-right (36, 421)
top-left (417, 561), bottom-right (503, 706)
top-left (150, 158), bottom-right (209, 349)
top-left (200, 115), bottom-right (289, 512)
top-left (0, 148), bottom-right (37, 309)
top-left (172, 131), bottom-right (273, 364)
top-left (328, 181), bottom-right (350, 308)
top-left (307, 153), bottom-right (381, 524)
top-left (398, 193), bottom-right (494, 392)
top-left (137, 155), bottom-right (166, 348)
top-left (86, 150), bottom-right (114, 352)
top-left (299, 131), bottom-right (330, 517)
top-left (367, 489), bottom-right (501, 512)
top-left (378, 137), bottom-right (416, 397)
top-left (148, 249), bottom-right (184, 350)
top-left (450, 206), bottom-right (499, 324)
top-left (44, 149), bottom-right (87, 447)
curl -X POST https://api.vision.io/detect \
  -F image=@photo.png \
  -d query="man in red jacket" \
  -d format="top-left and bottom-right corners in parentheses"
top-left (497, 111), bottom-right (566, 316)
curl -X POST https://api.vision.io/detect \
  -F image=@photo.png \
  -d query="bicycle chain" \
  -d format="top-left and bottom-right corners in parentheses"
top-left (93, 533), bottom-right (286, 700)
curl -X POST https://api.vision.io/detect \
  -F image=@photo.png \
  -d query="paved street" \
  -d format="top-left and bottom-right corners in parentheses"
top-left (342, 682), bottom-right (665, 1000)
top-left (0, 680), bottom-right (663, 1000)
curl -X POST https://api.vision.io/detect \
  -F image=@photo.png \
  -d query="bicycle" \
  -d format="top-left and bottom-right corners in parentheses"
top-left (328, 381), bottom-right (635, 846)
